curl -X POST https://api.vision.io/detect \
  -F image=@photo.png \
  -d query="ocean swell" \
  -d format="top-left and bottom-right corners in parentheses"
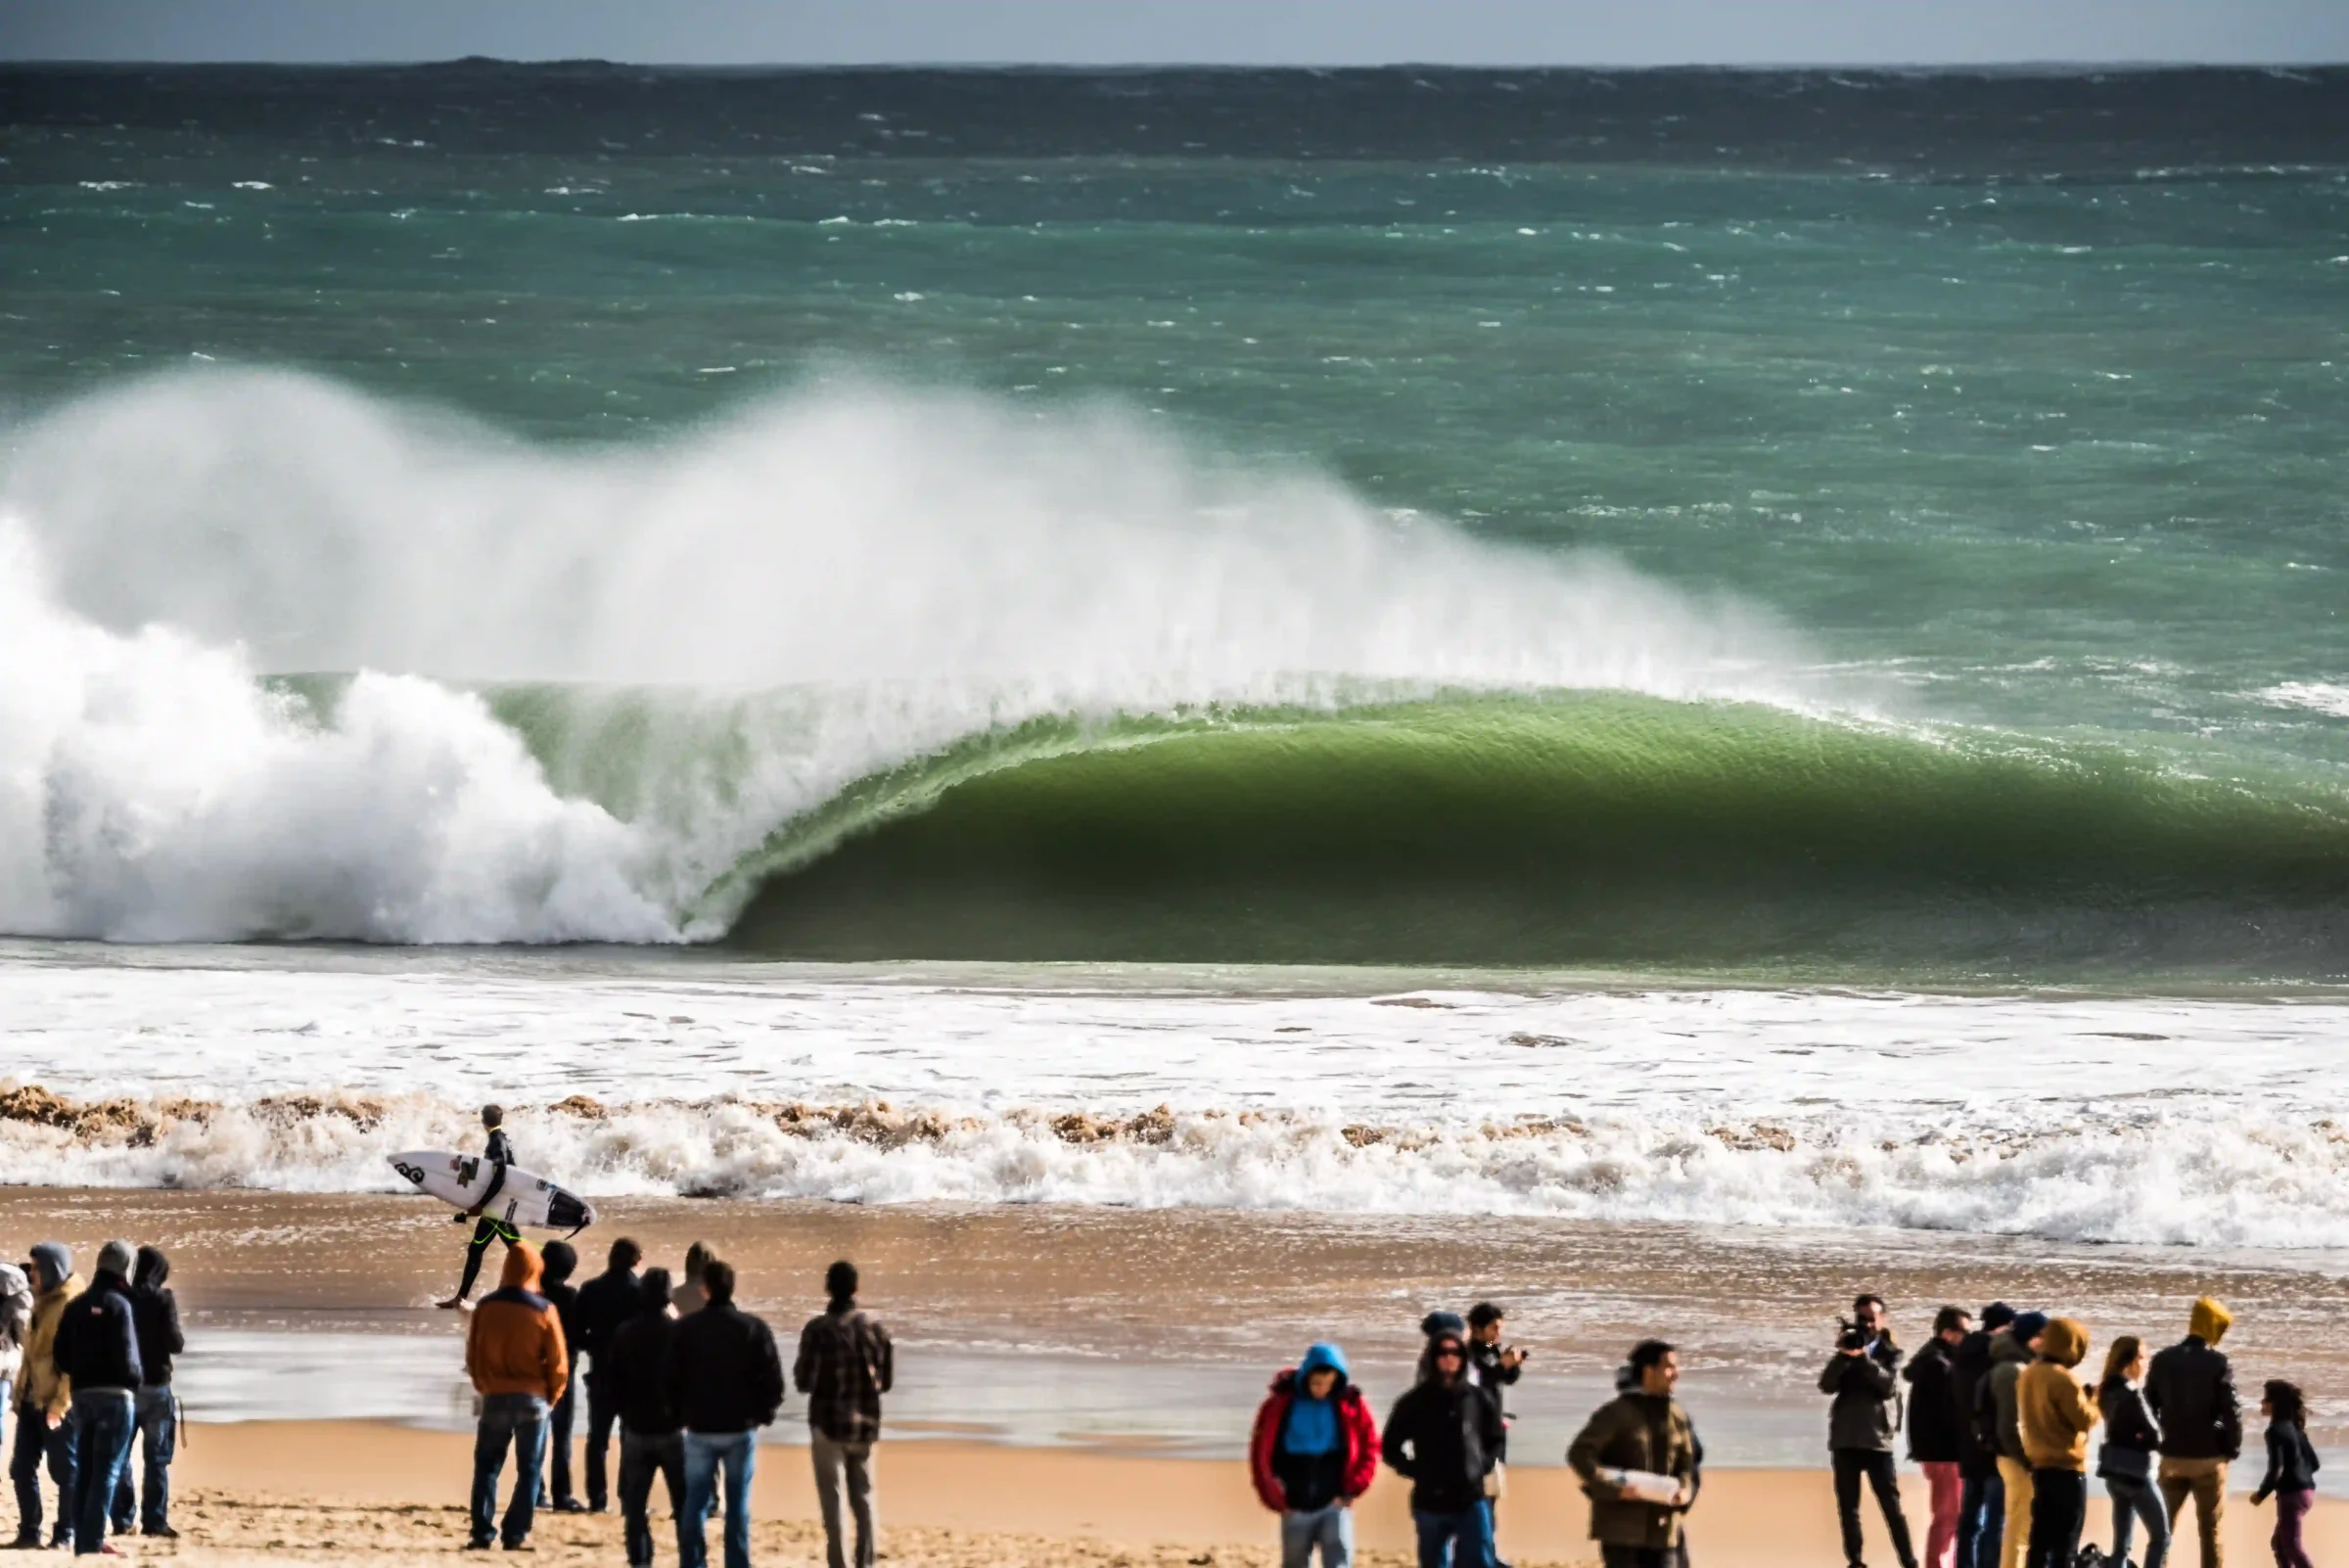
top-left (8, 1084), bottom-right (2349, 1251)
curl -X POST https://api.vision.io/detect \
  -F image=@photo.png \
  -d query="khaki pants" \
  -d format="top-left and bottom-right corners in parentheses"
top-left (2159, 1456), bottom-right (2227, 1568)
top-left (810, 1431), bottom-right (876, 1568)
top-left (1996, 1456), bottom-right (2035, 1568)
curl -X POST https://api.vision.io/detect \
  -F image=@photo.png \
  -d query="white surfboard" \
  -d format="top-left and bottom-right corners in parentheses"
top-left (389, 1149), bottom-right (594, 1233)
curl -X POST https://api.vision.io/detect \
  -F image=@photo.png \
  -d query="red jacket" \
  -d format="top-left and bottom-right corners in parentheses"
top-left (1250, 1369), bottom-right (1379, 1512)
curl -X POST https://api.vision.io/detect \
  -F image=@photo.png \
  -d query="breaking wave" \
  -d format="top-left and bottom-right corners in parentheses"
top-left (9, 1084), bottom-right (2349, 1251)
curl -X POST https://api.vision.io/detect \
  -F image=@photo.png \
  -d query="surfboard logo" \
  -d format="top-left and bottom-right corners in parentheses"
top-left (393, 1160), bottom-right (426, 1185)
top-left (457, 1157), bottom-right (480, 1186)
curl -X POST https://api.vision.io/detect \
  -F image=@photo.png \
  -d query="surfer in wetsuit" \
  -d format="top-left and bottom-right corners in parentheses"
top-left (438, 1104), bottom-right (523, 1310)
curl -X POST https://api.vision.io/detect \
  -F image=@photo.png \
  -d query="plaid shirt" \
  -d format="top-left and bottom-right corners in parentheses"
top-left (794, 1307), bottom-right (895, 1443)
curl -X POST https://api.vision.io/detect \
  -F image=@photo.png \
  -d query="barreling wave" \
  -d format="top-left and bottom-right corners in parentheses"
top-left (9, 1083), bottom-right (2349, 1251)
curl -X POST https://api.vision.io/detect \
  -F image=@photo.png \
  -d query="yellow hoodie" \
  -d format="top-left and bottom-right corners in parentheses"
top-left (2189, 1296), bottom-right (2232, 1346)
top-left (16, 1270), bottom-right (82, 1422)
top-left (2017, 1317), bottom-right (2100, 1471)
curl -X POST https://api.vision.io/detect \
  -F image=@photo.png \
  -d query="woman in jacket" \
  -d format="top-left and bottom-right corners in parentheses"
top-left (1249, 1343), bottom-right (1379, 1568)
top-left (2250, 1380), bottom-right (2319, 1568)
top-left (2096, 1336), bottom-right (2165, 1568)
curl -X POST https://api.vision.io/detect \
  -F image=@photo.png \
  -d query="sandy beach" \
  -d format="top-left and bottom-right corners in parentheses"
top-left (111, 1424), bottom-right (2349, 1565)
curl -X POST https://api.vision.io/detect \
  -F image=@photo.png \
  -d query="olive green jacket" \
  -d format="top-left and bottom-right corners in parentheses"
top-left (1566, 1392), bottom-right (1698, 1549)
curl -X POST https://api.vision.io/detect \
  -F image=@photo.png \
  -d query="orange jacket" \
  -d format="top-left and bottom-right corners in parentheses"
top-left (465, 1241), bottom-right (568, 1405)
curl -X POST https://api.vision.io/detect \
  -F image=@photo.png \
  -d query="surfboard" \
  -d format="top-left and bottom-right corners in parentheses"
top-left (388, 1149), bottom-right (594, 1233)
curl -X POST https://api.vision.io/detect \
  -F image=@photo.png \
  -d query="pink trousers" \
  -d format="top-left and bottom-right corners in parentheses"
top-left (1921, 1460), bottom-right (1963, 1568)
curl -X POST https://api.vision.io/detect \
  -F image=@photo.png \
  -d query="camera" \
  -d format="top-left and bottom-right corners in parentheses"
top-left (1836, 1317), bottom-right (1868, 1354)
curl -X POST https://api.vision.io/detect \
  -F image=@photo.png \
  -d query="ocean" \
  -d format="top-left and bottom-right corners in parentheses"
top-left (5, 65), bottom-right (2349, 1252)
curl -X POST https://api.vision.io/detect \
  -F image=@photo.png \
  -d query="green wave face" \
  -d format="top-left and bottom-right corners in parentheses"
top-left (721, 695), bottom-right (2349, 975)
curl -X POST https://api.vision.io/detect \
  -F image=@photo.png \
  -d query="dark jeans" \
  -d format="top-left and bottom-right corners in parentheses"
top-left (2273, 1488), bottom-right (2315, 1568)
top-left (2024, 1468), bottom-right (2085, 1568)
top-left (69, 1390), bottom-right (137, 1556)
top-left (546, 1379), bottom-right (577, 1503)
top-left (1833, 1449), bottom-right (1918, 1568)
top-left (681, 1430), bottom-right (758, 1568)
top-left (621, 1429), bottom-right (686, 1567)
top-left (10, 1403), bottom-right (75, 1545)
top-left (1600, 1550), bottom-right (1673, 1568)
top-left (109, 1387), bottom-right (177, 1535)
top-left (584, 1371), bottom-right (621, 1510)
top-left (470, 1393), bottom-right (549, 1548)
top-left (1958, 1466), bottom-right (2004, 1568)
top-left (1411, 1505), bottom-right (1493, 1568)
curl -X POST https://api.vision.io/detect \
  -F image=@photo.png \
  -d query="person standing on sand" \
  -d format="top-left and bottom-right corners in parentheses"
top-left (2097, 1335), bottom-right (2168, 1568)
top-left (2016, 1317), bottom-right (2097, 1568)
top-left (1905, 1306), bottom-right (1971, 1568)
top-left (605, 1268), bottom-right (682, 1568)
top-left (108, 1246), bottom-right (182, 1539)
top-left (440, 1104), bottom-right (523, 1310)
top-left (1952, 1304), bottom-right (2015, 1568)
top-left (2145, 1297), bottom-right (2240, 1568)
top-left (2249, 1379), bottom-right (2318, 1568)
top-left (9, 1244), bottom-right (79, 1549)
top-left (669, 1260), bottom-right (785, 1568)
top-left (671, 1244), bottom-right (715, 1317)
top-left (1820, 1293), bottom-right (1918, 1568)
top-left (1980, 1311), bottom-right (2046, 1568)
top-left (1466, 1304), bottom-right (1524, 1567)
top-left (795, 1262), bottom-right (895, 1568)
top-left (1382, 1327), bottom-right (1503, 1568)
top-left (535, 1240), bottom-right (587, 1513)
top-left (463, 1239), bottom-right (568, 1551)
top-left (574, 1237), bottom-right (644, 1514)
top-left (0, 1260), bottom-right (29, 1506)
top-left (1566, 1339), bottom-right (1697, 1568)
top-left (1250, 1342), bottom-right (1379, 1568)
top-left (50, 1240), bottom-right (143, 1557)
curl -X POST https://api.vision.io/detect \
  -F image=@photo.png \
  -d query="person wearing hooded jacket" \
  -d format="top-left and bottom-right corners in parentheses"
top-left (1978, 1311), bottom-right (2047, 1568)
top-left (1568, 1340), bottom-right (1698, 1568)
top-left (51, 1239), bottom-right (144, 1556)
top-left (1250, 1343), bottom-right (1379, 1568)
top-left (2144, 1297), bottom-right (2240, 1568)
top-left (1951, 1304), bottom-right (2015, 1568)
top-left (463, 1239), bottom-right (569, 1551)
top-left (573, 1237), bottom-right (644, 1515)
top-left (9, 1244), bottom-right (79, 1549)
top-left (2015, 1317), bottom-right (2097, 1568)
top-left (1383, 1329), bottom-right (1503, 1568)
top-left (1819, 1295), bottom-right (1918, 1568)
top-left (108, 1245), bottom-right (183, 1539)
top-left (604, 1268), bottom-right (682, 1568)
top-left (537, 1240), bottom-right (587, 1513)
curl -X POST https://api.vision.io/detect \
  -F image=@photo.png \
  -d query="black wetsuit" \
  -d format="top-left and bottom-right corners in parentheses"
top-left (454, 1129), bottom-right (521, 1300)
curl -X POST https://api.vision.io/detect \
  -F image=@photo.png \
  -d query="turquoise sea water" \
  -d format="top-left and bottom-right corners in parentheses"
top-left (5, 66), bottom-right (2349, 973)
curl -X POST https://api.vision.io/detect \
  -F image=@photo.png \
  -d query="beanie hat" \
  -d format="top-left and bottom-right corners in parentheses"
top-left (96, 1239), bottom-right (135, 1278)
top-left (1420, 1310), bottom-right (1467, 1338)
top-left (2010, 1311), bottom-right (2050, 1344)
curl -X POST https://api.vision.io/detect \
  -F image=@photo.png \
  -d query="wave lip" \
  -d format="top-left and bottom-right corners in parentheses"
top-left (8, 1084), bottom-right (2349, 1252)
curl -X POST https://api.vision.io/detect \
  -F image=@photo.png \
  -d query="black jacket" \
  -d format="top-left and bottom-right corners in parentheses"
top-left (667, 1300), bottom-right (787, 1436)
top-left (2253, 1420), bottom-right (2321, 1501)
top-left (605, 1309), bottom-right (681, 1437)
top-left (2097, 1377), bottom-right (2160, 1453)
top-left (1381, 1377), bottom-right (1504, 1514)
top-left (1950, 1329), bottom-right (2002, 1477)
top-left (127, 1248), bottom-right (183, 1388)
top-left (1819, 1339), bottom-right (1904, 1453)
top-left (2145, 1337), bottom-right (2241, 1460)
top-left (576, 1268), bottom-right (641, 1369)
top-left (1903, 1337), bottom-right (1965, 1463)
top-left (53, 1271), bottom-right (143, 1393)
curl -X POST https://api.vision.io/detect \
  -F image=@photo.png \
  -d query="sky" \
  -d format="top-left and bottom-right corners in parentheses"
top-left (6, 0), bottom-right (2348, 67)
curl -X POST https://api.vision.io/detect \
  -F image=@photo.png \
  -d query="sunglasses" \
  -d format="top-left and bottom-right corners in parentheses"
top-left (1435, 1348), bottom-right (1464, 1360)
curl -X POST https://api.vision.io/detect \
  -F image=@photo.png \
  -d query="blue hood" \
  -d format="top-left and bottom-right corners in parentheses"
top-left (1298, 1343), bottom-right (1349, 1383)
top-left (28, 1243), bottom-right (70, 1294)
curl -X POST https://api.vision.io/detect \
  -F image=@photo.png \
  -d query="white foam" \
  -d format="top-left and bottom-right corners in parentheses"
top-left (0, 369), bottom-right (1820, 945)
top-left (2259, 682), bottom-right (2349, 719)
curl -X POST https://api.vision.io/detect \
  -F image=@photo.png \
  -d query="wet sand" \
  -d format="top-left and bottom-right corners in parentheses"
top-left (141, 1425), bottom-right (2349, 1566)
top-left (10, 1189), bottom-right (2349, 1465)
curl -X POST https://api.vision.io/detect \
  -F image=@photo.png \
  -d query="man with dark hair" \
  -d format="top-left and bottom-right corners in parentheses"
top-left (795, 1261), bottom-right (895, 1568)
top-left (575, 1237), bottom-right (646, 1514)
top-left (1952, 1304), bottom-right (2016, 1568)
top-left (537, 1240), bottom-right (587, 1512)
top-left (440, 1105), bottom-right (522, 1310)
top-left (605, 1268), bottom-right (682, 1568)
top-left (669, 1260), bottom-right (786, 1568)
top-left (1465, 1303), bottom-right (1525, 1567)
top-left (51, 1240), bottom-right (143, 1556)
top-left (1905, 1306), bottom-right (1972, 1568)
top-left (1567, 1339), bottom-right (1697, 1568)
top-left (109, 1245), bottom-right (184, 1539)
top-left (1382, 1326), bottom-right (1504, 1568)
top-left (1821, 1293), bottom-right (1918, 1568)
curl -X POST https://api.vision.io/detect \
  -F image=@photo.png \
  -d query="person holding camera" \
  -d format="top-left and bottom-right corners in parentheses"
top-left (1820, 1293), bottom-right (1920, 1568)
